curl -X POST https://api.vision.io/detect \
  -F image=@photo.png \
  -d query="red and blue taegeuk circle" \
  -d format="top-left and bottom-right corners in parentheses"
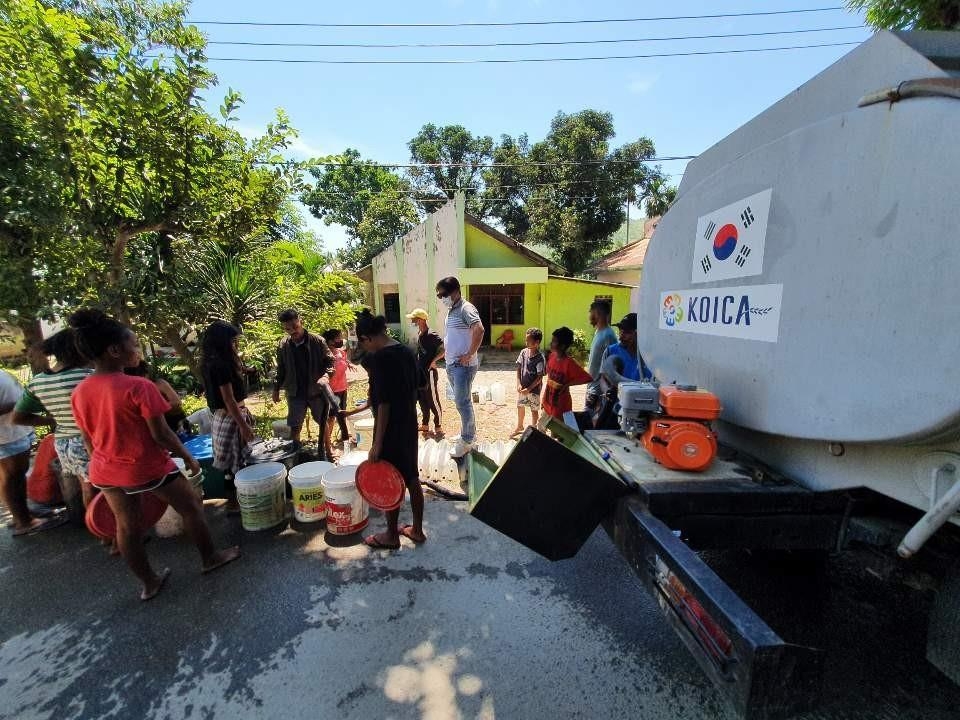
top-left (712, 223), bottom-right (738, 261)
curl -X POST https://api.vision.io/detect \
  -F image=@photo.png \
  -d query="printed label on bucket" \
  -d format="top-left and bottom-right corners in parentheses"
top-left (237, 485), bottom-right (286, 531)
top-left (326, 500), bottom-right (368, 535)
top-left (292, 486), bottom-right (326, 521)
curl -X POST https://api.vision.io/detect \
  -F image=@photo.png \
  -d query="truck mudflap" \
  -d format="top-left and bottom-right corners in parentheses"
top-left (606, 497), bottom-right (823, 720)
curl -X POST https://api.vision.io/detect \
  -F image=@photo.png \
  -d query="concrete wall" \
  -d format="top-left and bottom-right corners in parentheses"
top-left (465, 223), bottom-right (540, 268)
top-left (370, 195), bottom-right (465, 344)
top-left (543, 277), bottom-right (633, 338)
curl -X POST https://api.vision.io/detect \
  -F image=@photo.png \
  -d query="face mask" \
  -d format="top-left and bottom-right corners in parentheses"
top-left (440, 296), bottom-right (454, 309)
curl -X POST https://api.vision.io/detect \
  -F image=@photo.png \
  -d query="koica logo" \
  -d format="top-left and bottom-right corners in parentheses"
top-left (662, 293), bottom-right (684, 326)
top-left (658, 284), bottom-right (783, 343)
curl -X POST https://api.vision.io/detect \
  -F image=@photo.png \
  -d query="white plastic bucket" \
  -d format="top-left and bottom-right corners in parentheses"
top-left (353, 418), bottom-right (375, 451)
top-left (321, 465), bottom-right (368, 536)
top-left (490, 382), bottom-right (506, 406)
top-left (234, 462), bottom-right (287, 531)
top-left (287, 461), bottom-right (332, 522)
top-left (172, 457), bottom-right (204, 497)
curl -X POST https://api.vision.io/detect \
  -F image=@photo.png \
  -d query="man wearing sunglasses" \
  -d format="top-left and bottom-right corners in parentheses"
top-left (436, 276), bottom-right (484, 458)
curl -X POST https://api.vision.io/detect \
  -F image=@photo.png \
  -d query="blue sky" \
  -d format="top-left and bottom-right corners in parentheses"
top-left (184, 1), bottom-right (870, 249)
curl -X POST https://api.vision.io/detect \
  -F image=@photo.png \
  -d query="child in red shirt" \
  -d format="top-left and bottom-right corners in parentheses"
top-left (70, 310), bottom-right (239, 601)
top-left (542, 327), bottom-right (593, 420)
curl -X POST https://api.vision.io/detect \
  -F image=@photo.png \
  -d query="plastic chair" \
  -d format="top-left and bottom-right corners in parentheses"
top-left (494, 329), bottom-right (515, 350)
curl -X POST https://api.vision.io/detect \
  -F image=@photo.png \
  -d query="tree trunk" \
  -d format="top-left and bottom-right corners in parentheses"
top-left (18, 317), bottom-right (48, 374)
top-left (163, 325), bottom-right (201, 381)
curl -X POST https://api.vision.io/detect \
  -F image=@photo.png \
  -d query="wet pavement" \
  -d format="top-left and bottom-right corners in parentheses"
top-left (2, 497), bottom-right (960, 720)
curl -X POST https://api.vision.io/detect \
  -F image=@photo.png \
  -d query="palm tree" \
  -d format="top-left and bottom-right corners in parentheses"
top-left (196, 247), bottom-right (273, 330)
top-left (267, 239), bottom-right (330, 279)
top-left (645, 178), bottom-right (678, 218)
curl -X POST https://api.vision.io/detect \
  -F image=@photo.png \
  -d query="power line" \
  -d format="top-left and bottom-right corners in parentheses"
top-left (191, 7), bottom-right (846, 28)
top-left (200, 41), bottom-right (862, 64)
top-left (206, 25), bottom-right (863, 49)
top-left (256, 156), bottom-right (695, 168)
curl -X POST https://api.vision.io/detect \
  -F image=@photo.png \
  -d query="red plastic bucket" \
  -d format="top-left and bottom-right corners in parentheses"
top-left (355, 460), bottom-right (405, 511)
top-left (85, 491), bottom-right (168, 540)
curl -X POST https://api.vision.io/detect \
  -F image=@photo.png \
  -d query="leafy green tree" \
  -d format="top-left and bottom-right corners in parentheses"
top-left (484, 110), bottom-right (663, 275)
top-left (0, 0), bottom-right (300, 359)
top-left (301, 149), bottom-right (418, 270)
top-left (846, 0), bottom-right (960, 29)
top-left (240, 270), bottom-right (365, 377)
top-left (406, 123), bottom-right (494, 216)
top-left (0, 0), bottom-right (97, 347)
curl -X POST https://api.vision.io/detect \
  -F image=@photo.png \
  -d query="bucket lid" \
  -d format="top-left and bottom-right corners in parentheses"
top-left (322, 464), bottom-right (358, 488)
top-left (183, 434), bottom-right (213, 460)
top-left (355, 460), bottom-right (405, 511)
top-left (235, 461), bottom-right (286, 483)
top-left (288, 461), bottom-right (334, 485)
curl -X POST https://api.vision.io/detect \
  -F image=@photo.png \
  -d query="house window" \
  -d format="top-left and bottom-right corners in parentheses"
top-left (470, 284), bottom-right (524, 324)
top-left (383, 293), bottom-right (401, 323)
top-left (594, 294), bottom-right (614, 316)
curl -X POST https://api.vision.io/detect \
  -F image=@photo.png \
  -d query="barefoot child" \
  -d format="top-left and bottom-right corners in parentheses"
top-left (69, 310), bottom-right (240, 600)
top-left (513, 328), bottom-right (545, 436)
top-left (542, 327), bottom-right (593, 422)
top-left (352, 310), bottom-right (426, 550)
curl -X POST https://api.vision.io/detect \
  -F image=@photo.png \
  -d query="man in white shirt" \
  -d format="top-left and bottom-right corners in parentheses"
top-left (436, 276), bottom-right (484, 457)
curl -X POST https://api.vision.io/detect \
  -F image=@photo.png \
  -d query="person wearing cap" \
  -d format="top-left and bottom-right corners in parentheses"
top-left (600, 313), bottom-right (652, 387)
top-left (406, 307), bottom-right (444, 437)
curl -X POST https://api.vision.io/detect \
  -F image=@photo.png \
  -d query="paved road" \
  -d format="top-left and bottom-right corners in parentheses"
top-left (1, 497), bottom-right (959, 720)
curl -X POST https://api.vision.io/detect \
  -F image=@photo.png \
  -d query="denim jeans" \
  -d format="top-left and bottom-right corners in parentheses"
top-left (446, 362), bottom-right (479, 443)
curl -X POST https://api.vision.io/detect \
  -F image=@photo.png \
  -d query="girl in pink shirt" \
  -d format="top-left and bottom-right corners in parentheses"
top-left (70, 310), bottom-right (239, 601)
top-left (323, 328), bottom-right (356, 458)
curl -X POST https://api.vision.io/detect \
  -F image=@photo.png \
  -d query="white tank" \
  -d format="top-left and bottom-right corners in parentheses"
top-left (638, 31), bottom-right (960, 514)
top-left (643, 31), bottom-right (960, 444)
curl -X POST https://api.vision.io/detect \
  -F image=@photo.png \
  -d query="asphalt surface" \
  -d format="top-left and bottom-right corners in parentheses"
top-left (2, 497), bottom-right (960, 720)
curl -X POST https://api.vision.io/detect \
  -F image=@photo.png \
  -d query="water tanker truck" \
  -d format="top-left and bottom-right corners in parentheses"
top-left (466, 30), bottom-right (960, 719)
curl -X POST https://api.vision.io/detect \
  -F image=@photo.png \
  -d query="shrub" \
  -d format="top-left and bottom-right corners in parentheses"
top-left (152, 358), bottom-right (202, 395)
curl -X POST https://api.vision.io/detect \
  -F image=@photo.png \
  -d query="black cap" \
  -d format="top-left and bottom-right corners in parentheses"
top-left (612, 313), bottom-right (638, 331)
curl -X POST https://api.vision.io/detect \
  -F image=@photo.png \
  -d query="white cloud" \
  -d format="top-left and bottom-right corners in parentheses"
top-left (628, 74), bottom-right (660, 95)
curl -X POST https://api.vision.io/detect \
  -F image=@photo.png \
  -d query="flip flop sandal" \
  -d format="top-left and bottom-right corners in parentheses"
top-left (364, 534), bottom-right (400, 550)
top-left (399, 525), bottom-right (426, 544)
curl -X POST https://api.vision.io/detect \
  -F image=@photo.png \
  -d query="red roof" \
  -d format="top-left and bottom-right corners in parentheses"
top-left (589, 237), bottom-right (651, 272)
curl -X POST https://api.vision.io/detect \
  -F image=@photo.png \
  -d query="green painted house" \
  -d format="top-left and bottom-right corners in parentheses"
top-left (361, 194), bottom-right (635, 349)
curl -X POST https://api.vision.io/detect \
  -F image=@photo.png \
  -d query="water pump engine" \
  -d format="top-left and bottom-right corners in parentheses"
top-left (618, 383), bottom-right (722, 472)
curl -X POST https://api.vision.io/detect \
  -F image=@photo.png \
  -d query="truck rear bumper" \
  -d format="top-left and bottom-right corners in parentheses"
top-left (606, 497), bottom-right (823, 719)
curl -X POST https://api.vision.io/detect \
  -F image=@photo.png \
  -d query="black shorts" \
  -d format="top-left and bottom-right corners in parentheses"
top-left (92, 471), bottom-right (180, 495)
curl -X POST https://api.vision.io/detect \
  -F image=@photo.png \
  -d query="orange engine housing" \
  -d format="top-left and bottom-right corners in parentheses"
top-left (642, 419), bottom-right (718, 472)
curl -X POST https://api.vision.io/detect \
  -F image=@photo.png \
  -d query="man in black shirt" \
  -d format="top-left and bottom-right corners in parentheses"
top-left (406, 307), bottom-right (444, 437)
top-left (272, 309), bottom-right (335, 447)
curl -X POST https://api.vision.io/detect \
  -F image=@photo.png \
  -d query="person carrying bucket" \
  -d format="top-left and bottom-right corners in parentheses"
top-left (353, 310), bottom-right (425, 550)
top-left (69, 309), bottom-right (240, 601)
